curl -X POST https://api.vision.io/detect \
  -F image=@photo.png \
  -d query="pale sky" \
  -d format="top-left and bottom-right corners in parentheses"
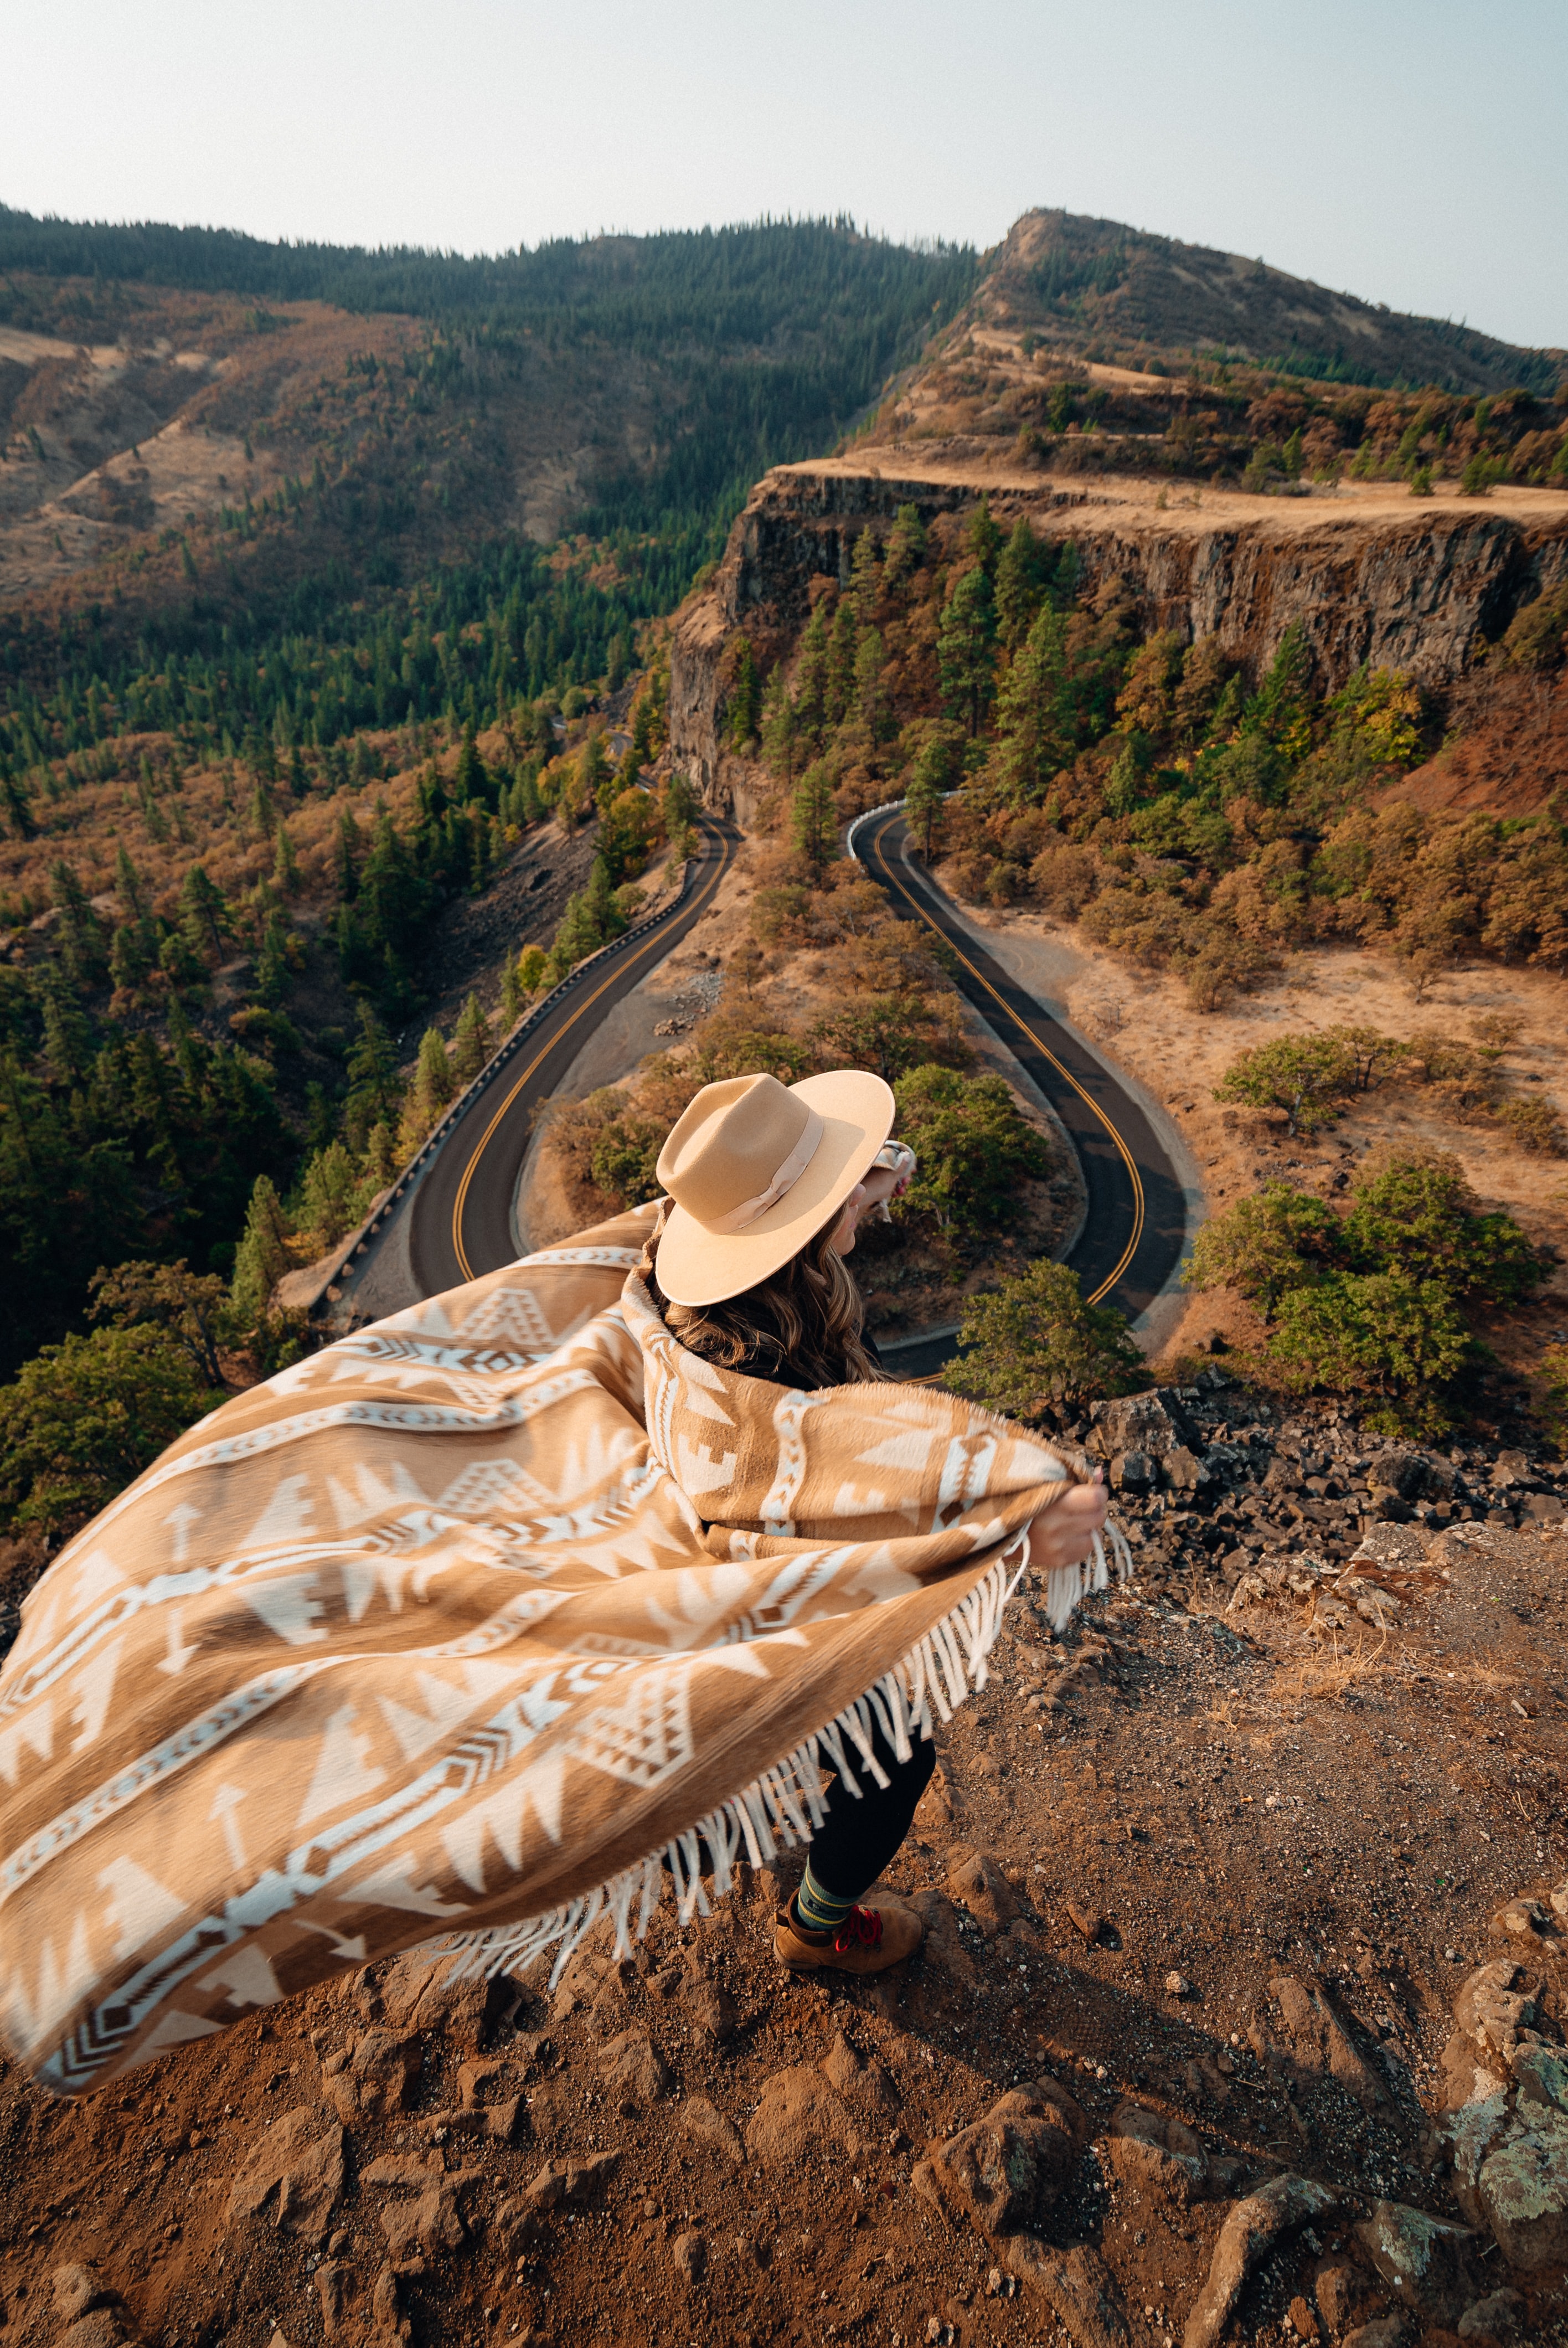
top-left (8, 0), bottom-right (1566, 352)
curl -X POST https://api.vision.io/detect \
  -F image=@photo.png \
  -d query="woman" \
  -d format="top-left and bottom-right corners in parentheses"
top-left (0, 1065), bottom-right (1117, 2095)
top-left (644, 1068), bottom-right (1110, 1978)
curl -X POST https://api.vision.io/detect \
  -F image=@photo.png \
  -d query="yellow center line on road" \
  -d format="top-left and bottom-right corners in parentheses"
top-left (451, 828), bottom-right (734, 1280)
top-left (867, 810), bottom-right (1144, 1306)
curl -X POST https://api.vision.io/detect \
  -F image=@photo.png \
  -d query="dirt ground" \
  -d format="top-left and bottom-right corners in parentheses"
top-left (960, 907), bottom-right (1568, 1374)
top-left (5, 1450), bottom-right (1567, 2348)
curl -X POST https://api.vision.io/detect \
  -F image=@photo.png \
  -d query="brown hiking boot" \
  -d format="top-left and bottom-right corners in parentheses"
top-left (773, 1898), bottom-right (924, 1976)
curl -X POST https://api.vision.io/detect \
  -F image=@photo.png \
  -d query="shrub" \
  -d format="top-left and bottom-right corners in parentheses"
top-left (589, 1115), bottom-right (670, 1209)
top-left (891, 1065), bottom-right (1050, 1234)
top-left (1343, 1150), bottom-right (1545, 1301)
top-left (1265, 1271), bottom-right (1468, 1433)
top-left (1182, 1183), bottom-right (1342, 1312)
top-left (1213, 1032), bottom-right (1358, 1135)
top-left (941, 1258), bottom-right (1148, 1423)
top-left (0, 1324), bottom-right (221, 1541)
top-left (811, 993), bottom-right (971, 1083)
top-left (1492, 1096), bottom-right (1567, 1156)
top-left (1541, 1343), bottom-right (1568, 1453)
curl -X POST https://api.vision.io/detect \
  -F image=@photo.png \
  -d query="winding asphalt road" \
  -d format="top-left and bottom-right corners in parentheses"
top-left (404, 815), bottom-right (739, 1297)
top-left (852, 807), bottom-right (1189, 1375)
top-left (386, 799), bottom-right (1186, 1387)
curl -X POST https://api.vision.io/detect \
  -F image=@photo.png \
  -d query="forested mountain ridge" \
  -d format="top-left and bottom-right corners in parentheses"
top-left (950, 208), bottom-right (1565, 395)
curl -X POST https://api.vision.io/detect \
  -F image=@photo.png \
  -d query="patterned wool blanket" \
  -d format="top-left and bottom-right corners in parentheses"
top-left (0, 1206), bottom-right (1121, 2096)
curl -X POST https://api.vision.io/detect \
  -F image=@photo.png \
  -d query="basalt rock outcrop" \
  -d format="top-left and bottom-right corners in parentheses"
top-left (669, 459), bottom-right (1568, 806)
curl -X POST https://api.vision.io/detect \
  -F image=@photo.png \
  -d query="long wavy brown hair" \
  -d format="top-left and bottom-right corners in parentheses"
top-left (647, 1217), bottom-right (889, 1389)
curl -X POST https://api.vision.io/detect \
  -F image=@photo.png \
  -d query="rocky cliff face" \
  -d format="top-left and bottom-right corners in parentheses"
top-left (669, 459), bottom-right (1568, 805)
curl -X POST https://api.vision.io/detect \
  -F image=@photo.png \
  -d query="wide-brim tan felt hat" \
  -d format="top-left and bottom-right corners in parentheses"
top-left (653, 1068), bottom-right (896, 1307)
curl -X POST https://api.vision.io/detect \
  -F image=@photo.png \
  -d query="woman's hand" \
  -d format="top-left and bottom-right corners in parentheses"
top-left (828, 1166), bottom-right (900, 1255)
top-left (1023, 1474), bottom-right (1109, 1578)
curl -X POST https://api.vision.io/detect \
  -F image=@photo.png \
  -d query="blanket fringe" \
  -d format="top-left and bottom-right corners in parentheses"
top-left (432, 1515), bottom-right (1131, 1987)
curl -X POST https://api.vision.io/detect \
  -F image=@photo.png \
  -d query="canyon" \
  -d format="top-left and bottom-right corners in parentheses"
top-left (670, 460), bottom-right (1568, 804)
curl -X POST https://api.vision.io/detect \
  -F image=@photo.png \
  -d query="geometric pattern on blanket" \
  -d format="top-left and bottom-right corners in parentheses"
top-left (0, 1204), bottom-right (1120, 2096)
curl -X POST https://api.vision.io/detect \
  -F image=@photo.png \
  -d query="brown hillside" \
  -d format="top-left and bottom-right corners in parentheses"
top-left (1389, 663), bottom-right (1568, 817)
top-left (965, 208), bottom-right (1565, 392)
top-left (0, 274), bottom-right (666, 645)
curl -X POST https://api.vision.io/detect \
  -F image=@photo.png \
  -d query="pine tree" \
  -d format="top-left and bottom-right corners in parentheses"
top-left (179, 866), bottom-right (233, 965)
top-left (582, 729), bottom-right (612, 813)
top-left (455, 722), bottom-right (489, 807)
top-left (965, 496), bottom-right (1002, 574)
top-left (2, 770), bottom-right (35, 840)
top-left (115, 843), bottom-right (147, 924)
top-left (995, 519), bottom-right (1045, 649)
top-left (726, 635), bottom-right (760, 749)
top-left (398, 1026), bottom-right (455, 1151)
top-left (343, 1004), bottom-right (403, 1147)
top-left (904, 737), bottom-right (957, 858)
top-left (110, 915), bottom-right (153, 1000)
top-left (273, 822), bottom-right (301, 895)
top-left (336, 807), bottom-right (363, 901)
top-left (938, 567), bottom-right (998, 735)
top-left (826, 600), bottom-right (858, 729)
top-left (848, 528), bottom-right (881, 625)
top-left (228, 1175), bottom-right (293, 1329)
top-left (883, 503), bottom-right (926, 590)
top-left (792, 760), bottom-right (838, 876)
top-left (255, 914), bottom-right (294, 1005)
top-left (49, 858), bottom-right (107, 986)
top-left (852, 628), bottom-right (886, 743)
top-left (362, 1119), bottom-right (398, 1191)
top-left (992, 608), bottom-right (1070, 805)
top-left (451, 993), bottom-right (493, 1085)
top-left (297, 1141), bottom-right (363, 1250)
top-left (759, 662), bottom-right (795, 780)
top-left (793, 601), bottom-right (831, 749)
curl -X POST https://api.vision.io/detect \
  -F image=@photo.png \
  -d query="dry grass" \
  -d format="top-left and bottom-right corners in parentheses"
top-left (1267, 1626), bottom-right (1391, 1707)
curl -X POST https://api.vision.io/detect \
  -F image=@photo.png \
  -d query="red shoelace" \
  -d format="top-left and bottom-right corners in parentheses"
top-left (832, 1906), bottom-right (884, 1954)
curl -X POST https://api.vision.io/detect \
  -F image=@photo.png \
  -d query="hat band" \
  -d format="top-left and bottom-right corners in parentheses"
top-left (702, 1106), bottom-right (825, 1234)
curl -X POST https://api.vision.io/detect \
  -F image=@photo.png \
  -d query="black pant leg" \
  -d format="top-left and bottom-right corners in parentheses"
top-left (806, 1720), bottom-right (936, 1902)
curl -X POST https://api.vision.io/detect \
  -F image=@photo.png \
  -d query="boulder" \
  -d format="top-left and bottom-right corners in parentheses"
top-left (1184, 2174), bottom-right (1339, 2348)
top-left (1004, 2238), bottom-right (1130, 2348)
top-left (1457, 2288), bottom-right (1524, 2337)
top-left (1166, 1447), bottom-right (1214, 1496)
top-left (1355, 2199), bottom-right (1477, 2323)
top-left (225, 2106), bottom-right (346, 2243)
top-left (932, 2080), bottom-right (1086, 2238)
top-left (688, 1979), bottom-right (739, 2043)
top-left (1103, 2103), bottom-right (1215, 2208)
top-left (53, 2268), bottom-right (116, 2323)
top-left (1438, 1954), bottom-right (1568, 2267)
top-left (1110, 1450), bottom-right (1156, 1494)
top-left (1267, 1973), bottom-right (1385, 2109)
top-left (376, 2180), bottom-right (466, 2263)
top-left (314, 2261), bottom-right (352, 2340)
top-left (1088, 1389), bottom-right (1196, 1460)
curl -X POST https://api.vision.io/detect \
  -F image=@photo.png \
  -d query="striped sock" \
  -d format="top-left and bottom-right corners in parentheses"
top-left (793, 1864), bottom-right (855, 1934)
